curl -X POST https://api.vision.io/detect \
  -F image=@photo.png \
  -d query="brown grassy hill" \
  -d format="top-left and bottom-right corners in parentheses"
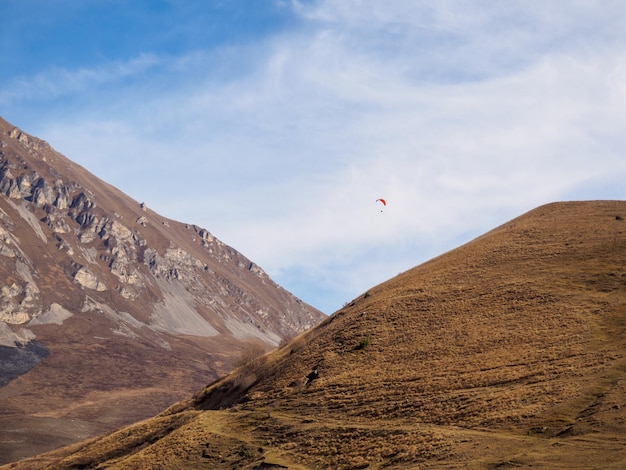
top-left (6, 200), bottom-right (626, 469)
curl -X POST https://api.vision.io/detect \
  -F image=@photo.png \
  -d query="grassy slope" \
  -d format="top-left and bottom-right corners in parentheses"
top-left (5, 200), bottom-right (626, 469)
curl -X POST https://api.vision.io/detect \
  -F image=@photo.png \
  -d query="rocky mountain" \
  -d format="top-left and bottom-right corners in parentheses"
top-left (11, 200), bottom-right (626, 469)
top-left (0, 116), bottom-right (324, 464)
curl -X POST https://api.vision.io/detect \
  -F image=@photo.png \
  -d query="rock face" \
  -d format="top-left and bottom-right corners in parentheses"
top-left (0, 116), bottom-right (325, 464)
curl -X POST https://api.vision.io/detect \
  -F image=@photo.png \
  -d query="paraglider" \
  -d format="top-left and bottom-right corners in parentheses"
top-left (376, 198), bottom-right (386, 212)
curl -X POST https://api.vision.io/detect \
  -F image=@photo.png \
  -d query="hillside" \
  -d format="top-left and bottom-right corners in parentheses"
top-left (5, 200), bottom-right (626, 469)
top-left (0, 117), bottom-right (324, 464)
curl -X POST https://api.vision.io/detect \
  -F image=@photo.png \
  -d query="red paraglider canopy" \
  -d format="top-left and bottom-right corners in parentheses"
top-left (376, 198), bottom-right (386, 212)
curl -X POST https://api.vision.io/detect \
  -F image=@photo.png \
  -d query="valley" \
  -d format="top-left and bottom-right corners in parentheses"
top-left (6, 200), bottom-right (625, 468)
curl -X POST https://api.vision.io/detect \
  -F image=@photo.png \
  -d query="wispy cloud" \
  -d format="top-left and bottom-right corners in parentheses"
top-left (1, 54), bottom-right (161, 104)
top-left (5, 1), bottom-right (626, 312)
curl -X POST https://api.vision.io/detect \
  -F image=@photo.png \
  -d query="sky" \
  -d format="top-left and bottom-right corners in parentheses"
top-left (2, 1), bottom-right (626, 314)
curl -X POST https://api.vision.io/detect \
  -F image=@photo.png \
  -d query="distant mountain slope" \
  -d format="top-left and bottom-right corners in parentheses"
top-left (0, 117), bottom-right (324, 464)
top-left (14, 200), bottom-right (626, 469)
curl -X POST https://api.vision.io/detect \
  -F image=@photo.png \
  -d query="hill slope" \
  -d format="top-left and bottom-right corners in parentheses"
top-left (6, 200), bottom-right (626, 469)
top-left (0, 117), bottom-right (324, 464)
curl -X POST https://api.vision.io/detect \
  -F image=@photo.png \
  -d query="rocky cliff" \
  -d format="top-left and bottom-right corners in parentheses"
top-left (0, 116), bottom-right (325, 464)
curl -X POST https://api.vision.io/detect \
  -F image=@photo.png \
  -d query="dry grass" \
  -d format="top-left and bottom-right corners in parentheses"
top-left (6, 201), bottom-right (626, 469)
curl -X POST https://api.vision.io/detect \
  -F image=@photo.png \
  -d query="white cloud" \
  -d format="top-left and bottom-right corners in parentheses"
top-left (10, 0), bottom-right (626, 312)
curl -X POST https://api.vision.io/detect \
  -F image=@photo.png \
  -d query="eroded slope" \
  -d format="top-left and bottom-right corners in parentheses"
top-left (0, 117), bottom-right (325, 464)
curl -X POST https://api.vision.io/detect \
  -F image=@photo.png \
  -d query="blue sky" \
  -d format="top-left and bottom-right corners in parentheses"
top-left (3, 1), bottom-right (626, 314)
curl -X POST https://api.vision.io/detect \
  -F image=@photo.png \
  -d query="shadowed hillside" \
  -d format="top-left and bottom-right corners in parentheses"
top-left (6, 201), bottom-right (626, 469)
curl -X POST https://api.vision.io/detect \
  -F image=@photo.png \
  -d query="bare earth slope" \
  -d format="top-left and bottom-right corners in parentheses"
top-left (6, 200), bottom-right (626, 469)
top-left (0, 117), bottom-right (324, 464)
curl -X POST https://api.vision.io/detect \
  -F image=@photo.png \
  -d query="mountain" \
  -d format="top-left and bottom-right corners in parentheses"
top-left (9, 200), bottom-right (626, 469)
top-left (0, 117), bottom-right (325, 464)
